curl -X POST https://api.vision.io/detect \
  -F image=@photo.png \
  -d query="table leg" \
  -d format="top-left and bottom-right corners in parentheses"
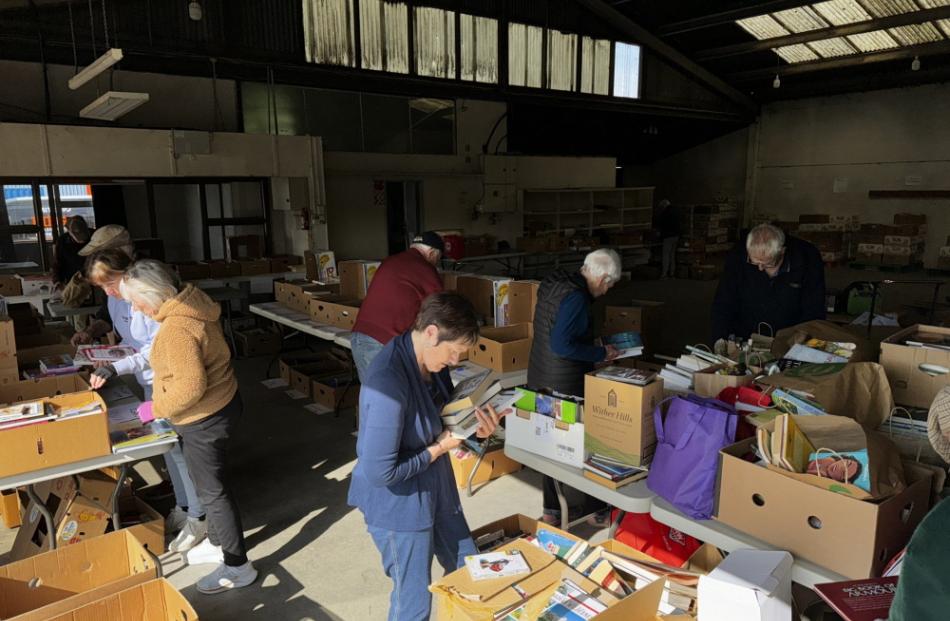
top-left (224, 302), bottom-right (238, 357)
top-left (26, 484), bottom-right (56, 551)
top-left (110, 464), bottom-right (129, 531)
top-left (466, 440), bottom-right (492, 498)
top-left (608, 509), bottom-right (625, 539)
top-left (552, 478), bottom-right (570, 531)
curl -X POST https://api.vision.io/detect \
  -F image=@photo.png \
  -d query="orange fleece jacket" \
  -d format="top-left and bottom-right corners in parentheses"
top-left (150, 284), bottom-right (238, 426)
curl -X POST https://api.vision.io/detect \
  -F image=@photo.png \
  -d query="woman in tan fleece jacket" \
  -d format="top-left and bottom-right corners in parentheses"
top-left (120, 259), bottom-right (257, 595)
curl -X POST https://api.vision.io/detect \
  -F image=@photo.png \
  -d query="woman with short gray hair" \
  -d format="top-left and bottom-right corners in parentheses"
top-left (121, 260), bottom-right (257, 595)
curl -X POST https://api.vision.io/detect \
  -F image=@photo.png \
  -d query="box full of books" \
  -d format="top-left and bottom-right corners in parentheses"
top-left (880, 324), bottom-right (950, 408)
top-left (584, 368), bottom-right (664, 468)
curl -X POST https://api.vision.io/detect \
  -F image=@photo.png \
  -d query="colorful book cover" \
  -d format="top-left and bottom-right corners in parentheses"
top-left (503, 579), bottom-right (607, 621)
top-left (779, 414), bottom-right (816, 473)
top-left (464, 550), bottom-right (531, 581)
top-left (599, 332), bottom-right (644, 359)
top-left (535, 529), bottom-right (579, 560)
top-left (807, 448), bottom-right (871, 492)
top-left (814, 576), bottom-right (897, 621)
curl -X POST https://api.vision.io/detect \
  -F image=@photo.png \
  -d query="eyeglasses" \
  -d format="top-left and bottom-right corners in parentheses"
top-left (747, 249), bottom-right (785, 270)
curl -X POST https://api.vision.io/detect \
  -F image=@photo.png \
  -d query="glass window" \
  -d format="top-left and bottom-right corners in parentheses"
top-left (547, 30), bottom-right (578, 91)
top-left (414, 6), bottom-right (456, 79)
top-left (613, 42), bottom-right (642, 99)
top-left (508, 22), bottom-right (543, 88)
top-left (410, 98), bottom-right (454, 155)
top-left (303, 0), bottom-right (356, 67)
top-left (241, 82), bottom-right (271, 134)
top-left (581, 36), bottom-right (610, 95)
top-left (362, 94), bottom-right (410, 153)
top-left (55, 184), bottom-right (95, 231)
top-left (360, 0), bottom-right (409, 73)
top-left (305, 89), bottom-right (363, 151)
top-left (0, 184), bottom-right (37, 227)
top-left (460, 14), bottom-right (498, 83)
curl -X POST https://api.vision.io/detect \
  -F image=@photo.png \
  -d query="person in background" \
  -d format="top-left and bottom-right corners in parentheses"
top-left (348, 292), bottom-right (504, 621)
top-left (657, 199), bottom-right (680, 279)
top-left (350, 231), bottom-right (444, 384)
top-left (710, 223), bottom-right (826, 342)
top-left (52, 216), bottom-right (91, 287)
top-left (528, 249), bottom-right (623, 527)
top-left (71, 225), bottom-right (206, 554)
top-left (121, 260), bottom-right (256, 594)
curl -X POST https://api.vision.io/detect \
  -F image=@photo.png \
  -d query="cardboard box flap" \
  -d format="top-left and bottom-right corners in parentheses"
top-left (40, 578), bottom-right (197, 621)
top-left (430, 538), bottom-right (558, 607)
top-left (595, 579), bottom-right (665, 621)
top-left (712, 550), bottom-right (791, 596)
top-left (479, 325), bottom-right (532, 343)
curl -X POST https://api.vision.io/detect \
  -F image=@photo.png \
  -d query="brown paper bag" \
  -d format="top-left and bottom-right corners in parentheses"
top-left (770, 320), bottom-right (879, 362)
top-left (759, 362), bottom-right (894, 428)
top-left (768, 414), bottom-right (907, 500)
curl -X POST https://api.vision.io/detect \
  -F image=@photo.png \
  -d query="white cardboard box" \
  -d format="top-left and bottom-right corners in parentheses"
top-left (698, 549), bottom-right (793, 621)
top-left (506, 409), bottom-right (585, 468)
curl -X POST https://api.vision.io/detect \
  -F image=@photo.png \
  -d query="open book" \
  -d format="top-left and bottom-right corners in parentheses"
top-left (597, 331), bottom-right (643, 359)
top-left (445, 386), bottom-right (522, 440)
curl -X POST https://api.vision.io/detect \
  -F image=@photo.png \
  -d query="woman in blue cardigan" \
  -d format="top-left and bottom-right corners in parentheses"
top-left (348, 292), bottom-right (504, 621)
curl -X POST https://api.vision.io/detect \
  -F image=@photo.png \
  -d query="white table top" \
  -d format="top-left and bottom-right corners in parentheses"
top-left (250, 302), bottom-right (353, 349)
top-left (47, 301), bottom-right (101, 318)
top-left (0, 438), bottom-right (176, 491)
top-left (504, 445), bottom-right (654, 514)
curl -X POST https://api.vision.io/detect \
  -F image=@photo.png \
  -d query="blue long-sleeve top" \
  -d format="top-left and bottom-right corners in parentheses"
top-left (347, 331), bottom-right (463, 532)
top-left (551, 290), bottom-right (606, 363)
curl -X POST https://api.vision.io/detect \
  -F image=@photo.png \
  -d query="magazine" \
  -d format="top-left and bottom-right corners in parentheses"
top-left (813, 577), bottom-right (898, 621)
top-left (464, 550), bottom-right (531, 581)
top-left (503, 579), bottom-right (607, 621)
top-left (110, 418), bottom-right (177, 453)
top-left (76, 344), bottom-right (137, 365)
top-left (39, 354), bottom-right (81, 375)
top-left (807, 448), bottom-right (871, 492)
top-left (597, 332), bottom-right (643, 360)
top-left (594, 366), bottom-right (656, 386)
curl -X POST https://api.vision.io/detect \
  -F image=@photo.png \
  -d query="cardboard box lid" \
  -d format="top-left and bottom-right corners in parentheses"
top-left (479, 324), bottom-right (532, 343)
top-left (41, 578), bottom-right (197, 621)
top-left (703, 550), bottom-right (792, 597)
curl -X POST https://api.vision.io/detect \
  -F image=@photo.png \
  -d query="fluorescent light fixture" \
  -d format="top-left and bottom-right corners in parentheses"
top-left (79, 91), bottom-right (149, 121)
top-left (68, 48), bottom-right (123, 90)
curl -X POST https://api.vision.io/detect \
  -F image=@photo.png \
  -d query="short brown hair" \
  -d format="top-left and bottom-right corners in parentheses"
top-left (413, 292), bottom-right (480, 345)
top-left (85, 248), bottom-right (134, 286)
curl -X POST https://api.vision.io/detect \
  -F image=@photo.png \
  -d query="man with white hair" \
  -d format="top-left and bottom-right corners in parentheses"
top-left (711, 223), bottom-right (826, 342)
top-left (350, 232), bottom-right (444, 383)
top-left (528, 248), bottom-right (622, 526)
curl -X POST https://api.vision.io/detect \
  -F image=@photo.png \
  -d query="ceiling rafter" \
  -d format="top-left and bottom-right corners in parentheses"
top-left (656, 0), bottom-right (814, 37)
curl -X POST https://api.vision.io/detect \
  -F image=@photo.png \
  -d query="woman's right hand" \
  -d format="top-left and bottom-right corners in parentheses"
top-left (429, 429), bottom-right (462, 462)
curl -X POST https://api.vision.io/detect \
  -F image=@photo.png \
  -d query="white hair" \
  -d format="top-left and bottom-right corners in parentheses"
top-left (410, 242), bottom-right (438, 254)
top-left (746, 224), bottom-right (786, 260)
top-left (582, 248), bottom-right (622, 284)
top-left (120, 260), bottom-right (180, 312)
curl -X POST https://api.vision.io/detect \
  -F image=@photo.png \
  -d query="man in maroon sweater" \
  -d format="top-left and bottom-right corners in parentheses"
top-left (350, 231), bottom-right (445, 382)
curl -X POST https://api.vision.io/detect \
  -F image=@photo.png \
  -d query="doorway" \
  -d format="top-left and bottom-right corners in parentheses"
top-left (384, 180), bottom-right (423, 255)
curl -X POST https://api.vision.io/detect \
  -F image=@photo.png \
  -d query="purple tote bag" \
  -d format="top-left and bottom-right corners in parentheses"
top-left (646, 395), bottom-right (737, 520)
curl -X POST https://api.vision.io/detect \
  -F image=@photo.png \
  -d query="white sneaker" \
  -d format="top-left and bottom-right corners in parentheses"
top-left (169, 517), bottom-right (207, 553)
top-left (185, 539), bottom-right (224, 566)
top-left (165, 506), bottom-right (189, 533)
top-left (196, 561), bottom-right (258, 594)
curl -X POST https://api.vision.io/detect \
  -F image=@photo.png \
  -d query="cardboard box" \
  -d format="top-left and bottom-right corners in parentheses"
top-left (698, 550), bottom-right (793, 621)
top-left (469, 324), bottom-right (532, 373)
top-left (693, 364), bottom-right (754, 399)
top-left (470, 513), bottom-right (580, 548)
top-left (715, 437), bottom-right (933, 578)
top-left (880, 324), bottom-right (950, 408)
top-left (339, 260), bottom-right (381, 300)
top-left (290, 359), bottom-right (351, 397)
top-left (274, 278), bottom-right (308, 307)
top-left (291, 283), bottom-right (337, 314)
top-left (449, 447), bottom-right (522, 489)
top-left (305, 249), bottom-right (337, 282)
top-left (492, 278), bottom-right (513, 327)
top-left (604, 301), bottom-right (664, 353)
top-left (278, 351), bottom-right (348, 385)
top-left (508, 281), bottom-right (540, 325)
top-left (227, 234), bottom-right (263, 260)
top-left (0, 317), bottom-right (16, 363)
top-left (0, 374), bottom-right (90, 403)
top-left (311, 373), bottom-right (359, 411)
top-left (174, 262), bottom-right (211, 281)
top-left (42, 578), bottom-right (197, 621)
top-left (798, 214), bottom-right (830, 224)
top-left (234, 328), bottom-right (282, 357)
top-left (16, 273), bottom-right (54, 297)
top-left (0, 531), bottom-right (158, 621)
top-left (16, 343), bottom-right (76, 368)
top-left (206, 260), bottom-right (242, 278)
top-left (268, 254), bottom-right (302, 273)
top-left (515, 388), bottom-right (583, 423)
top-left (584, 373), bottom-right (664, 467)
top-left (310, 296), bottom-right (361, 330)
top-left (0, 274), bottom-right (23, 296)
top-left (506, 409), bottom-right (585, 468)
top-left (1, 488), bottom-right (21, 528)
top-left (894, 213), bottom-right (926, 226)
top-left (237, 258), bottom-right (271, 276)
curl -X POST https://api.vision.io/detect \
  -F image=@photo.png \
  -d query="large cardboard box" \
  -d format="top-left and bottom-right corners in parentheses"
top-left (584, 373), bottom-right (664, 467)
top-left (288, 282), bottom-right (337, 313)
top-left (506, 409), bottom-right (585, 468)
top-left (310, 296), bottom-right (361, 330)
top-left (715, 437), bottom-right (932, 578)
top-left (311, 373), bottom-right (359, 411)
top-left (880, 324), bottom-right (950, 408)
top-left (237, 258), bottom-right (271, 276)
top-left (508, 280), bottom-right (540, 325)
top-left (269, 254), bottom-right (302, 273)
top-left (449, 447), bottom-right (522, 489)
top-left (698, 550), bottom-right (793, 621)
top-left (470, 513), bottom-right (580, 548)
top-left (42, 579), bottom-right (198, 621)
top-left (603, 301), bottom-right (664, 354)
top-left (289, 358), bottom-right (351, 397)
top-left (0, 374), bottom-right (91, 403)
top-left (206, 260), bottom-right (242, 278)
top-left (0, 531), bottom-right (158, 621)
top-left (174, 262), bottom-right (211, 281)
top-left (16, 273), bottom-right (54, 297)
top-left (0, 274), bottom-right (23, 296)
top-left (278, 351), bottom-right (348, 385)
top-left (0, 392), bottom-right (110, 479)
top-left (234, 328), bottom-right (282, 357)
top-left (469, 324), bottom-right (532, 373)
top-left (305, 249), bottom-right (338, 282)
top-left (693, 364), bottom-right (754, 399)
top-left (456, 275), bottom-right (511, 321)
top-left (339, 260), bottom-right (381, 300)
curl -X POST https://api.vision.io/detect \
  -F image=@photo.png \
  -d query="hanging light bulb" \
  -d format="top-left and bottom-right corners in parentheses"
top-left (911, 55), bottom-right (921, 71)
top-left (188, 1), bottom-right (203, 21)
top-left (773, 74), bottom-right (781, 89)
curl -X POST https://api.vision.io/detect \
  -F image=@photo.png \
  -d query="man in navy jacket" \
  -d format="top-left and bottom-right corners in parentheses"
top-left (711, 223), bottom-right (826, 342)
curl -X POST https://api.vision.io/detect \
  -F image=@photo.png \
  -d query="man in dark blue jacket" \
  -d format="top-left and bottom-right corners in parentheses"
top-left (711, 223), bottom-right (826, 342)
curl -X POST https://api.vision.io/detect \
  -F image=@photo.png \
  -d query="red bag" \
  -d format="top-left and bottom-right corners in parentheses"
top-left (716, 385), bottom-right (773, 442)
top-left (611, 510), bottom-right (703, 567)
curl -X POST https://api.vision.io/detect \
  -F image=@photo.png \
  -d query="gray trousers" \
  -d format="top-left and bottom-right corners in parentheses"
top-left (174, 393), bottom-right (247, 566)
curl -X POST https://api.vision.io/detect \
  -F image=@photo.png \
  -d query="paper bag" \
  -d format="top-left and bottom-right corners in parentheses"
top-left (759, 362), bottom-right (894, 428)
top-left (770, 320), bottom-right (878, 362)
top-left (766, 414), bottom-right (907, 500)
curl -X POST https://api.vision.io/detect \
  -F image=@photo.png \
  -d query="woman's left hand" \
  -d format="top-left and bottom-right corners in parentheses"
top-left (473, 404), bottom-right (509, 439)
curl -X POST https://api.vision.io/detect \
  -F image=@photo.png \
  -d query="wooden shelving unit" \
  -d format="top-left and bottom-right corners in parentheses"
top-left (522, 187), bottom-right (655, 237)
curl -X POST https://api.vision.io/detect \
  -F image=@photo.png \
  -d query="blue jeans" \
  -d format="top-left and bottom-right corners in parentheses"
top-left (351, 332), bottom-right (385, 384)
top-left (144, 384), bottom-right (204, 519)
top-left (367, 512), bottom-right (477, 621)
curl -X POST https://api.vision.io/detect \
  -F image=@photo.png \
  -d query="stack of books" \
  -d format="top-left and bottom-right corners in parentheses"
top-left (597, 549), bottom-right (702, 615)
top-left (441, 369), bottom-right (523, 440)
top-left (593, 366), bottom-right (656, 386)
top-left (772, 388), bottom-right (827, 416)
top-left (557, 540), bottom-right (629, 597)
top-left (583, 454), bottom-right (648, 489)
top-left (658, 350), bottom-right (717, 394)
top-left (0, 401), bottom-right (52, 430)
top-left (38, 354), bottom-right (81, 376)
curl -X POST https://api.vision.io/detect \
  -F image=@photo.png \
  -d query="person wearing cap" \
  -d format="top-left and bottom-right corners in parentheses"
top-left (52, 216), bottom-right (91, 287)
top-left (350, 232), bottom-right (445, 384)
top-left (71, 226), bottom-right (208, 554)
